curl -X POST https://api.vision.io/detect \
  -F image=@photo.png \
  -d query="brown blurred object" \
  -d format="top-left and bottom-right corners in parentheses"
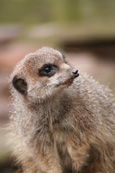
top-left (0, 24), bottom-right (20, 46)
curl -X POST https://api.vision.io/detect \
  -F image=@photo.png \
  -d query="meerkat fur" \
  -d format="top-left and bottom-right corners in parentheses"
top-left (9, 47), bottom-right (115, 173)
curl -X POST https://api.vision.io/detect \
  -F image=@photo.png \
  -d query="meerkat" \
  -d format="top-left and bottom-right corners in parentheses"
top-left (9, 47), bottom-right (115, 173)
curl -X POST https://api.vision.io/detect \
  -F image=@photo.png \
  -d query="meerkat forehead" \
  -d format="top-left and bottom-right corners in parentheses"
top-left (14, 47), bottom-right (64, 74)
top-left (10, 47), bottom-right (66, 87)
top-left (36, 47), bottom-right (63, 58)
top-left (27, 47), bottom-right (63, 63)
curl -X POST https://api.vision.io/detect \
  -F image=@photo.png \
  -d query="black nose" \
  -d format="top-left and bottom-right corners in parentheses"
top-left (72, 70), bottom-right (79, 78)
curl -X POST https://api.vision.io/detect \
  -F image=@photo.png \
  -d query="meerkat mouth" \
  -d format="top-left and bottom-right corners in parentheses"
top-left (60, 78), bottom-right (74, 86)
top-left (56, 70), bottom-right (79, 87)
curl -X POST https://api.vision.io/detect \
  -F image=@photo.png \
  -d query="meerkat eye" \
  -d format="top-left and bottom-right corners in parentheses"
top-left (44, 65), bottom-right (52, 73)
top-left (39, 64), bottom-right (58, 77)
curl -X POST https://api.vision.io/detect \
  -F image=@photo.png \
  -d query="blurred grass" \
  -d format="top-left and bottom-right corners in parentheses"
top-left (0, 0), bottom-right (115, 24)
top-left (0, 0), bottom-right (115, 46)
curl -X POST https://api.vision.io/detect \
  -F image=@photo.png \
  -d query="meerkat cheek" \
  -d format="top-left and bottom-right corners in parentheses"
top-left (48, 77), bottom-right (60, 86)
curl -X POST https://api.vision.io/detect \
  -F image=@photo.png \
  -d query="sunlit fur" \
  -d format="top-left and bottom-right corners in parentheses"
top-left (9, 47), bottom-right (115, 173)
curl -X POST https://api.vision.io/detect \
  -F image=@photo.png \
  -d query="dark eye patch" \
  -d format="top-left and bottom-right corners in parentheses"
top-left (12, 76), bottom-right (27, 95)
top-left (39, 64), bottom-right (58, 77)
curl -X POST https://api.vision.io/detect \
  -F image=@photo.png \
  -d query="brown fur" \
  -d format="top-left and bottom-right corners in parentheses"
top-left (9, 47), bottom-right (115, 173)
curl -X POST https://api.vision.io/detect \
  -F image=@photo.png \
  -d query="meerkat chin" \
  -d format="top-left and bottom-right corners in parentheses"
top-left (9, 47), bottom-right (115, 173)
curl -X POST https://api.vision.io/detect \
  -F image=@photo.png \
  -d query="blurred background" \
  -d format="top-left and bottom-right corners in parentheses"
top-left (0, 0), bottom-right (115, 172)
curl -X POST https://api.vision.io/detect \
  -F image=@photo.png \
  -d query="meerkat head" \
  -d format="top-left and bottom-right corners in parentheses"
top-left (11, 47), bottom-right (79, 103)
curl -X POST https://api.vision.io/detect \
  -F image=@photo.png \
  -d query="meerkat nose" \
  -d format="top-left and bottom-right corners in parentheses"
top-left (72, 70), bottom-right (79, 78)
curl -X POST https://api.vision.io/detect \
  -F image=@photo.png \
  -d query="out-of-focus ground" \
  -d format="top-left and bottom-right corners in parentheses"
top-left (0, 0), bottom-right (115, 172)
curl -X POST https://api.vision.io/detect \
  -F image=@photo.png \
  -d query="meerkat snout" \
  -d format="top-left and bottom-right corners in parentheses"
top-left (55, 70), bottom-right (79, 87)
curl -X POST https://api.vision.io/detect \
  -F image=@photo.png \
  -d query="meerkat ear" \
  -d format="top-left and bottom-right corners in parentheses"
top-left (12, 76), bottom-right (27, 95)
